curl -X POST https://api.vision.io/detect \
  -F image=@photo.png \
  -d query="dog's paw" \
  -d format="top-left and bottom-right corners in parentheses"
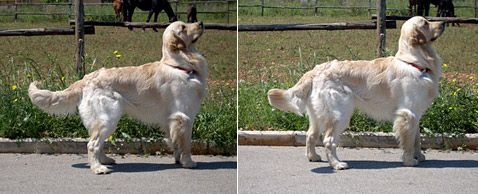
top-left (100, 156), bottom-right (116, 165)
top-left (403, 158), bottom-right (419, 166)
top-left (181, 160), bottom-right (197, 168)
top-left (415, 153), bottom-right (426, 162)
top-left (92, 165), bottom-right (111, 175)
top-left (307, 153), bottom-right (322, 162)
top-left (332, 162), bottom-right (348, 170)
top-left (174, 152), bottom-right (181, 164)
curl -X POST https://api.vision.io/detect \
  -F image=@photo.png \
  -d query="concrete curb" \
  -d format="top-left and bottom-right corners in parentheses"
top-left (0, 138), bottom-right (236, 155)
top-left (238, 131), bottom-right (478, 149)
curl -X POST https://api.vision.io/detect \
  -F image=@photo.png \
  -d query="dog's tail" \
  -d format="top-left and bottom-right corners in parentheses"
top-left (28, 80), bottom-right (84, 115)
top-left (267, 71), bottom-right (314, 116)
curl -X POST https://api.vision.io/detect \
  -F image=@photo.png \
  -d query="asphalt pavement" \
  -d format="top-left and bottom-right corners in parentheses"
top-left (238, 146), bottom-right (478, 194)
top-left (0, 154), bottom-right (237, 194)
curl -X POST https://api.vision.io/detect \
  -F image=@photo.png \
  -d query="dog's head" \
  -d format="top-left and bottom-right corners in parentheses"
top-left (401, 16), bottom-right (445, 46)
top-left (163, 21), bottom-right (204, 52)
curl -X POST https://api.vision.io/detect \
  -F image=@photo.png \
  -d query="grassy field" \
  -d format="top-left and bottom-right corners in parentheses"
top-left (0, 16), bottom-right (236, 153)
top-left (238, 1), bottom-right (478, 135)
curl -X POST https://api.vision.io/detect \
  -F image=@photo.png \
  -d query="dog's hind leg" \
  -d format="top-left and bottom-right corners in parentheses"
top-left (320, 87), bottom-right (354, 170)
top-left (169, 112), bottom-right (196, 168)
top-left (414, 127), bottom-right (425, 162)
top-left (99, 148), bottom-right (116, 165)
top-left (323, 128), bottom-right (349, 170)
top-left (87, 125), bottom-right (116, 174)
top-left (306, 108), bottom-right (321, 162)
top-left (393, 109), bottom-right (419, 166)
top-left (81, 94), bottom-right (122, 174)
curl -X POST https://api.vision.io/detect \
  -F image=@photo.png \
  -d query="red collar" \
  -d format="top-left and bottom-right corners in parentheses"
top-left (403, 61), bottom-right (429, 74)
top-left (172, 66), bottom-right (196, 75)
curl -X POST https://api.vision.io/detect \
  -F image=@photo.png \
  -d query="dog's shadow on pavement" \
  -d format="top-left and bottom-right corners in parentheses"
top-left (72, 161), bottom-right (236, 173)
top-left (310, 160), bottom-right (478, 174)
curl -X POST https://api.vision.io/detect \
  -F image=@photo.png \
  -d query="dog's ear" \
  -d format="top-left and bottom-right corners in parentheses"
top-left (169, 32), bottom-right (187, 51)
top-left (410, 25), bottom-right (427, 45)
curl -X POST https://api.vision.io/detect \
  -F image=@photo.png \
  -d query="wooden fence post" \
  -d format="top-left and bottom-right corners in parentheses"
top-left (314, 0), bottom-right (318, 16)
top-left (475, 0), bottom-right (477, 18)
top-left (227, 0), bottom-right (230, 23)
top-left (368, 0), bottom-right (372, 17)
top-left (261, 0), bottom-right (264, 16)
top-left (75, 0), bottom-right (85, 78)
top-left (14, 0), bottom-right (17, 22)
top-left (68, 0), bottom-right (72, 21)
top-left (175, 1), bottom-right (178, 20)
top-left (377, 0), bottom-right (386, 58)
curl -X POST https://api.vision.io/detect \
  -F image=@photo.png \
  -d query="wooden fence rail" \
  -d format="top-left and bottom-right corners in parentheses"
top-left (238, 0), bottom-right (478, 17)
top-left (68, 20), bottom-right (237, 31)
top-left (371, 15), bottom-right (478, 24)
top-left (0, 26), bottom-right (95, 36)
top-left (237, 21), bottom-right (396, 31)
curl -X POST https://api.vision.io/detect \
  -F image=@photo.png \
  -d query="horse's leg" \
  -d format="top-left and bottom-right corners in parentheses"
top-left (121, 4), bottom-right (126, 22)
top-left (143, 9), bottom-right (154, 32)
top-left (152, 11), bottom-right (159, 32)
top-left (127, 8), bottom-right (135, 31)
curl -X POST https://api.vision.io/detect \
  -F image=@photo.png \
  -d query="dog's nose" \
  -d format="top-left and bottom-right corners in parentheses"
top-left (198, 21), bottom-right (203, 28)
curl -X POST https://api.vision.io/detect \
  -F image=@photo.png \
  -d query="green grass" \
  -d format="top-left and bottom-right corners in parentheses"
top-left (0, 21), bottom-right (236, 154)
top-left (238, 12), bottom-right (478, 135)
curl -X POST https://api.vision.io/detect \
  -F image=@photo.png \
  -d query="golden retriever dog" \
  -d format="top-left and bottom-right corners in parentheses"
top-left (268, 16), bottom-right (445, 170)
top-left (28, 21), bottom-right (206, 174)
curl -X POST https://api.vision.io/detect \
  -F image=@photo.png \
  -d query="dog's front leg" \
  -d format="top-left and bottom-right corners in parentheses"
top-left (170, 112), bottom-right (196, 168)
top-left (393, 109), bottom-right (420, 166)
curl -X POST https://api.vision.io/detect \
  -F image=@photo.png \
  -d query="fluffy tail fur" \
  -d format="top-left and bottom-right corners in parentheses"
top-left (267, 72), bottom-right (313, 116)
top-left (28, 81), bottom-right (84, 115)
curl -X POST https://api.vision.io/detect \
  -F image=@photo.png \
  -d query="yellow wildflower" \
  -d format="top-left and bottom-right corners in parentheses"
top-left (61, 76), bottom-right (65, 81)
top-left (470, 76), bottom-right (474, 80)
top-left (11, 85), bottom-right (17, 90)
top-left (109, 136), bottom-right (113, 140)
top-left (114, 50), bottom-right (118, 54)
top-left (443, 64), bottom-right (448, 68)
top-left (449, 107), bottom-right (453, 110)
top-left (26, 74), bottom-right (31, 78)
top-left (14, 98), bottom-right (18, 102)
top-left (226, 83), bottom-right (230, 86)
top-left (116, 54), bottom-right (121, 58)
top-left (452, 79), bottom-right (456, 82)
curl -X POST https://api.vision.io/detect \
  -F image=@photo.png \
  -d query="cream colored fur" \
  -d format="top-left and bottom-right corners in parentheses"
top-left (29, 21), bottom-right (207, 174)
top-left (268, 16), bottom-right (445, 170)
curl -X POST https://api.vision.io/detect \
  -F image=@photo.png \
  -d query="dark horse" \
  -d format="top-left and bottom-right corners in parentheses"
top-left (123, 0), bottom-right (178, 31)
